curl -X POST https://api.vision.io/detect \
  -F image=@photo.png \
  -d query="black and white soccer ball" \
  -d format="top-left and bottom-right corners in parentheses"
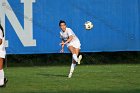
top-left (84, 21), bottom-right (93, 30)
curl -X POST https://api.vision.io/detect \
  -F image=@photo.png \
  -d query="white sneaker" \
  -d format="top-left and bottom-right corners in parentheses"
top-left (77, 55), bottom-right (82, 64)
top-left (68, 73), bottom-right (73, 78)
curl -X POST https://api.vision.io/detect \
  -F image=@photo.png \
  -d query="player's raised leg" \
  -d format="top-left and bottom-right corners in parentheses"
top-left (69, 46), bottom-right (82, 64)
top-left (75, 48), bottom-right (82, 65)
top-left (69, 46), bottom-right (78, 62)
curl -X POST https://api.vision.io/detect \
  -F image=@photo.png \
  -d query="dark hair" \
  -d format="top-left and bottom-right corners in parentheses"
top-left (0, 24), bottom-right (4, 37)
top-left (59, 20), bottom-right (66, 26)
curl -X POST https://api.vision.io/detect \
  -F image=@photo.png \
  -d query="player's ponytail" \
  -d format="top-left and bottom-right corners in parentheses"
top-left (0, 24), bottom-right (4, 37)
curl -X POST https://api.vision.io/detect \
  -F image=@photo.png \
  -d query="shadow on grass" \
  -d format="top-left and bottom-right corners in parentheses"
top-left (38, 73), bottom-right (67, 78)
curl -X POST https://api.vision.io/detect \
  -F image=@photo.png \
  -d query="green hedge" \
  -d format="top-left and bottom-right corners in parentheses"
top-left (5, 52), bottom-right (140, 67)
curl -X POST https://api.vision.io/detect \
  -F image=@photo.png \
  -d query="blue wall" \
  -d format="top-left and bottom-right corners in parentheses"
top-left (3, 0), bottom-right (140, 54)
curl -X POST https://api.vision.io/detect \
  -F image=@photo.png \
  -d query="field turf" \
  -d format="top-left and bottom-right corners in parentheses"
top-left (1, 64), bottom-right (140, 93)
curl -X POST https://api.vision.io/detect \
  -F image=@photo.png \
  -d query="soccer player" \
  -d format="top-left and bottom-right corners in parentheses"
top-left (0, 24), bottom-right (8, 87)
top-left (59, 20), bottom-right (82, 78)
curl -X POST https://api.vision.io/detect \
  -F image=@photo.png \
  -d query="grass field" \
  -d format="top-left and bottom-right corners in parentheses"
top-left (1, 64), bottom-right (140, 93)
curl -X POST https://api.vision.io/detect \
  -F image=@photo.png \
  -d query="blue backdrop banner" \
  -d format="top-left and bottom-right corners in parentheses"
top-left (0, 0), bottom-right (140, 54)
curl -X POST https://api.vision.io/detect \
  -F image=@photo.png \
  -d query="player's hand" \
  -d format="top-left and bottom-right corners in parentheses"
top-left (60, 49), bottom-right (64, 53)
top-left (59, 42), bottom-right (65, 46)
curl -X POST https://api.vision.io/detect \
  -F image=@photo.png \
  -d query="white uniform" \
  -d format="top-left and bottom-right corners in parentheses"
top-left (0, 29), bottom-right (6, 58)
top-left (60, 28), bottom-right (81, 49)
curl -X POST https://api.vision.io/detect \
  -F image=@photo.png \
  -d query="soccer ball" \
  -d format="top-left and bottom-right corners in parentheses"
top-left (84, 21), bottom-right (93, 30)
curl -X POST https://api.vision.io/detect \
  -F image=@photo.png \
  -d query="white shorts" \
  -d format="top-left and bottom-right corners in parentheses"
top-left (67, 40), bottom-right (81, 49)
top-left (0, 52), bottom-right (6, 58)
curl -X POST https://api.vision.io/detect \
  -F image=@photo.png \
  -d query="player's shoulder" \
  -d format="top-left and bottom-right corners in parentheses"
top-left (66, 28), bottom-right (72, 30)
top-left (66, 28), bottom-right (73, 33)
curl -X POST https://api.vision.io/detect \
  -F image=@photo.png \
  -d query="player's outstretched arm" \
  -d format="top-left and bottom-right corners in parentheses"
top-left (60, 41), bottom-right (65, 53)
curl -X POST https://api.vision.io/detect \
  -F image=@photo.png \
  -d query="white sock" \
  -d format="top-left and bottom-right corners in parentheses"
top-left (70, 63), bottom-right (76, 73)
top-left (0, 69), bottom-right (4, 85)
top-left (72, 54), bottom-right (78, 62)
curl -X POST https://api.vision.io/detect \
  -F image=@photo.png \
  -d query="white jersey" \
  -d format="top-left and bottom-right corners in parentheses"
top-left (60, 28), bottom-right (80, 42)
top-left (60, 28), bottom-right (81, 49)
top-left (0, 29), bottom-right (6, 58)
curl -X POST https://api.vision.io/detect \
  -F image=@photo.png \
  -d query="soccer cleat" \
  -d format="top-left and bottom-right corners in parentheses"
top-left (0, 78), bottom-right (8, 88)
top-left (77, 55), bottom-right (82, 64)
top-left (68, 73), bottom-right (73, 78)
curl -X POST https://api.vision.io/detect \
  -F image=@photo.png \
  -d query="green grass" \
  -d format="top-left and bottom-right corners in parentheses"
top-left (1, 64), bottom-right (140, 93)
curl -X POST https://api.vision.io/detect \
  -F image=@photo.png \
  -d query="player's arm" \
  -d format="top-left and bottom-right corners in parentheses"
top-left (64, 35), bottom-right (73, 44)
top-left (60, 29), bottom-right (73, 45)
top-left (61, 40), bottom-right (65, 49)
top-left (60, 35), bottom-right (73, 45)
top-left (0, 32), bottom-right (3, 45)
top-left (60, 40), bottom-right (65, 53)
top-left (0, 39), bottom-right (2, 45)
